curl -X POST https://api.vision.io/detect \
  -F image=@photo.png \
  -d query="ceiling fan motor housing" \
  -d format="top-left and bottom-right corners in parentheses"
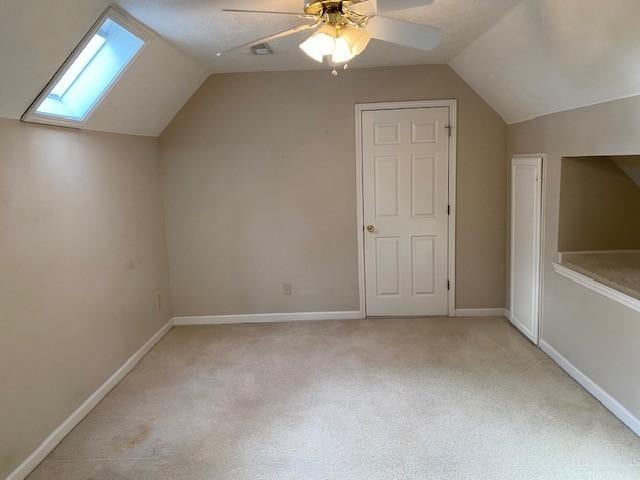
top-left (304, 1), bottom-right (345, 17)
top-left (304, 1), bottom-right (370, 29)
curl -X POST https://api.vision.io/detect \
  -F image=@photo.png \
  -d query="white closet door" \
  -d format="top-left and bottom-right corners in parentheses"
top-left (362, 107), bottom-right (450, 317)
top-left (510, 156), bottom-right (543, 344)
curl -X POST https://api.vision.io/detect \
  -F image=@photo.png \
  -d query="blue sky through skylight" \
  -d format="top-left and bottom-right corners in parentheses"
top-left (35, 16), bottom-right (145, 122)
top-left (49, 34), bottom-right (107, 99)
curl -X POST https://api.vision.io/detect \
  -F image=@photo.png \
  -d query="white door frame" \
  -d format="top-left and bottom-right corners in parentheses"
top-left (355, 100), bottom-right (458, 318)
top-left (509, 154), bottom-right (545, 344)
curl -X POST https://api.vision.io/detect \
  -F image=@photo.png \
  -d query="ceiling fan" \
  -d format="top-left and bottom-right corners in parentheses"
top-left (217, 1), bottom-right (441, 74)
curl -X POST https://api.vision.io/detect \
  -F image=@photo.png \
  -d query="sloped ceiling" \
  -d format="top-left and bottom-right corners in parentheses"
top-left (1, 0), bottom-right (525, 136)
top-left (0, 0), bottom-right (521, 137)
top-left (11, 0), bottom-right (639, 134)
top-left (450, 0), bottom-right (640, 124)
top-left (0, 0), bottom-right (207, 136)
top-left (120, 0), bottom-right (521, 72)
top-left (84, 26), bottom-right (207, 137)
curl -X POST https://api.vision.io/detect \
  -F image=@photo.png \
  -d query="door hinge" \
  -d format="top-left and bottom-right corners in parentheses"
top-left (447, 205), bottom-right (451, 215)
top-left (445, 125), bottom-right (452, 137)
top-left (447, 280), bottom-right (451, 291)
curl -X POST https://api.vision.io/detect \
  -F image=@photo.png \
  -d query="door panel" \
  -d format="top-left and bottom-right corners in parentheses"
top-left (374, 156), bottom-right (400, 217)
top-left (375, 123), bottom-right (401, 145)
top-left (411, 121), bottom-right (438, 144)
top-left (375, 237), bottom-right (401, 296)
top-left (510, 156), bottom-right (542, 344)
top-left (363, 107), bottom-right (450, 316)
top-left (411, 155), bottom-right (436, 217)
top-left (411, 235), bottom-right (436, 295)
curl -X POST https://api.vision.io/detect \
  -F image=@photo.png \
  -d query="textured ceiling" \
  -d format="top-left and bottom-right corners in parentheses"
top-left (450, 0), bottom-right (640, 124)
top-left (0, 0), bottom-right (207, 136)
top-left (117, 0), bottom-right (522, 72)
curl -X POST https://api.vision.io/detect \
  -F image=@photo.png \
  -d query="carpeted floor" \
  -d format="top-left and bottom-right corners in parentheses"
top-left (28, 317), bottom-right (640, 479)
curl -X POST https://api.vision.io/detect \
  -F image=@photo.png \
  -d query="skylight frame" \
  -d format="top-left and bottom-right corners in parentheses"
top-left (22, 7), bottom-right (151, 129)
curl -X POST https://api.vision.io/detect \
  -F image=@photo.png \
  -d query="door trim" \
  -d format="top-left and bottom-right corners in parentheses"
top-left (355, 100), bottom-right (457, 318)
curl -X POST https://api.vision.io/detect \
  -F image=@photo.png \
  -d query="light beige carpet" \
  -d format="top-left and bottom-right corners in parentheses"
top-left (28, 317), bottom-right (640, 479)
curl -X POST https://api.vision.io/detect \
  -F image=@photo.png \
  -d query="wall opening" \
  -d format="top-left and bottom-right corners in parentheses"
top-left (557, 155), bottom-right (640, 301)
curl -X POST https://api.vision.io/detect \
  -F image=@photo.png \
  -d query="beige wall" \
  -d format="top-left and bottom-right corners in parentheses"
top-left (613, 155), bottom-right (640, 186)
top-left (559, 156), bottom-right (640, 251)
top-left (0, 119), bottom-right (172, 478)
top-left (508, 95), bottom-right (640, 423)
top-left (160, 65), bottom-right (507, 316)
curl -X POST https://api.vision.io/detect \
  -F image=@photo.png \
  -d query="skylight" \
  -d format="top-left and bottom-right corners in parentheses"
top-left (49, 34), bottom-right (107, 99)
top-left (24, 9), bottom-right (147, 126)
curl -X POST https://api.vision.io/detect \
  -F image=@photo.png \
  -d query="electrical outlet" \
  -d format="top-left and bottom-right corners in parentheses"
top-left (282, 282), bottom-right (292, 296)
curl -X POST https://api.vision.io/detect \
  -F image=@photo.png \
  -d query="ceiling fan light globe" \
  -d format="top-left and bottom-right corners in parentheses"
top-left (299, 25), bottom-right (337, 63)
top-left (341, 26), bottom-right (372, 56)
top-left (332, 36), bottom-right (355, 64)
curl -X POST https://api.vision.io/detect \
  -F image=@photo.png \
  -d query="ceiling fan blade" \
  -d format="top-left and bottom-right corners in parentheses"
top-left (367, 16), bottom-right (442, 51)
top-left (377, 0), bottom-right (433, 12)
top-left (348, 0), bottom-right (378, 16)
top-left (217, 22), bottom-right (319, 56)
top-left (349, 0), bottom-right (433, 15)
top-left (222, 9), bottom-right (314, 18)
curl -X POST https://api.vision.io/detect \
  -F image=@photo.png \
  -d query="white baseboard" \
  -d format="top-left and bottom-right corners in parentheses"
top-left (455, 308), bottom-right (508, 318)
top-left (540, 340), bottom-right (640, 437)
top-left (7, 320), bottom-right (173, 480)
top-left (173, 311), bottom-right (363, 326)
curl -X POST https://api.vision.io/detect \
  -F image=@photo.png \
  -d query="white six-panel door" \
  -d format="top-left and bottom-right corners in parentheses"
top-left (362, 107), bottom-right (450, 316)
top-left (510, 156), bottom-right (543, 344)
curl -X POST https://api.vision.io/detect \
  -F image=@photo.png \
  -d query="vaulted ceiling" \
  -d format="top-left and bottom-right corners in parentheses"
top-left (450, 0), bottom-right (640, 124)
top-left (120, 0), bottom-right (522, 72)
top-left (0, 0), bottom-right (521, 136)
top-left (0, 0), bottom-right (207, 137)
top-left (1, 0), bottom-right (639, 135)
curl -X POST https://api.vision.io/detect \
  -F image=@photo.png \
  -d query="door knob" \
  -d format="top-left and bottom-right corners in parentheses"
top-left (366, 225), bottom-right (375, 233)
